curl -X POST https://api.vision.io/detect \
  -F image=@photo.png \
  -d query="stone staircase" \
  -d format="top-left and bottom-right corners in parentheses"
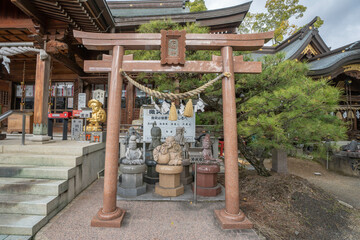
top-left (0, 142), bottom-right (105, 238)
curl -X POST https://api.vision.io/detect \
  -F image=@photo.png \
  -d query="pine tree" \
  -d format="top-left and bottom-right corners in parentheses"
top-left (130, 20), bottom-right (346, 176)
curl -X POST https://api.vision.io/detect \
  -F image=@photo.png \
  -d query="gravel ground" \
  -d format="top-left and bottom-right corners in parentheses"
top-left (34, 179), bottom-right (260, 240)
top-left (265, 157), bottom-right (360, 209)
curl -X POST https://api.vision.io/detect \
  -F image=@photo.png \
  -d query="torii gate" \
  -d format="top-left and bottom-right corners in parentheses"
top-left (74, 30), bottom-right (273, 229)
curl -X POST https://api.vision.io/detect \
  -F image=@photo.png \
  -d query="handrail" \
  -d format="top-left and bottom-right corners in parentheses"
top-left (0, 110), bottom-right (32, 122)
top-left (0, 110), bottom-right (33, 145)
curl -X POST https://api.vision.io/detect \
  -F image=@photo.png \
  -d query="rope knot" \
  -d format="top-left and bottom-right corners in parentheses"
top-left (224, 72), bottom-right (231, 78)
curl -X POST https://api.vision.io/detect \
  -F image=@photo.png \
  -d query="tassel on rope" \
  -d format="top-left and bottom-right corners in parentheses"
top-left (336, 111), bottom-right (343, 120)
top-left (183, 99), bottom-right (194, 117)
top-left (348, 110), bottom-right (355, 119)
top-left (169, 102), bottom-right (178, 121)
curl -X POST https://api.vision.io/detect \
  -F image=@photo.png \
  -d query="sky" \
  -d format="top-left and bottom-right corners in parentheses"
top-left (106, 0), bottom-right (360, 50)
top-left (205, 0), bottom-right (360, 50)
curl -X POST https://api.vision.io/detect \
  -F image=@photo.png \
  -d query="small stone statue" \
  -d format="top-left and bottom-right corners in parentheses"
top-left (341, 140), bottom-right (360, 152)
top-left (122, 135), bottom-right (144, 165)
top-left (144, 122), bottom-right (162, 184)
top-left (174, 127), bottom-right (189, 159)
top-left (148, 122), bottom-right (162, 154)
top-left (123, 126), bottom-right (141, 149)
top-left (201, 134), bottom-right (219, 164)
top-left (153, 136), bottom-right (183, 165)
top-left (85, 99), bottom-right (106, 132)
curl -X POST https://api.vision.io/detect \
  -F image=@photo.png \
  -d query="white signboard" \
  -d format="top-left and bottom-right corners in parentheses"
top-left (16, 85), bottom-right (22, 97)
top-left (78, 93), bottom-right (87, 110)
top-left (143, 107), bottom-right (196, 143)
top-left (92, 89), bottom-right (105, 106)
top-left (25, 85), bottom-right (34, 97)
top-left (68, 97), bottom-right (73, 109)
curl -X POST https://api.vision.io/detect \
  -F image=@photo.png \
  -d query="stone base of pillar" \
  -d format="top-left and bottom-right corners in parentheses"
top-left (180, 159), bottom-right (193, 185)
top-left (214, 209), bottom-right (253, 229)
top-left (155, 164), bottom-right (184, 197)
top-left (144, 160), bottom-right (159, 184)
top-left (118, 164), bottom-right (147, 197)
top-left (271, 149), bottom-right (287, 173)
top-left (192, 164), bottom-right (221, 196)
top-left (30, 134), bottom-right (51, 142)
top-left (91, 207), bottom-right (126, 228)
top-left (33, 123), bottom-right (48, 135)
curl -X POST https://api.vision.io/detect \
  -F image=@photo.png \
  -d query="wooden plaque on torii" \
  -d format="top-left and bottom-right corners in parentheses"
top-left (160, 30), bottom-right (186, 65)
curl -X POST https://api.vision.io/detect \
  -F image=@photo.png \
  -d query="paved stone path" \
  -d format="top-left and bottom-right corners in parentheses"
top-left (34, 179), bottom-right (260, 240)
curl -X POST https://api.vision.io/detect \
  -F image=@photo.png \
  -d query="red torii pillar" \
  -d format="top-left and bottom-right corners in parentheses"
top-left (74, 30), bottom-right (273, 229)
top-left (91, 45), bottom-right (126, 226)
top-left (214, 46), bottom-right (252, 228)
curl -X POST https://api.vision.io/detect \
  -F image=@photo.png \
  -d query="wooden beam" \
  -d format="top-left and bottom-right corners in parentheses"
top-left (74, 31), bottom-right (274, 42)
top-left (77, 39), bottom-right (265, 51)
top-left (0, 18), bottom-right (36, 32)
top-left (9, 73), bottom-right (78, 81)
top-left (73, 30), bottom-right (274, 51)
top-left (50, 53), bottom-right (86, 76)
top-left (11, 0), bottom-right (45, 26)
top-left (84, 56), bottom-right (261, 74)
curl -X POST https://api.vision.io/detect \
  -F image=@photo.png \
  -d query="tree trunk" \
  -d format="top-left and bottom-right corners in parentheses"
top-left (238, 137), bottom-right (271, 177)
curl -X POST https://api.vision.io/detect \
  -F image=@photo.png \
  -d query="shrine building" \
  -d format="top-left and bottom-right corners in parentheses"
top-left (0, 0), bottom-right (251, 133)
top-left (251, 17), bottom-right (360, 138)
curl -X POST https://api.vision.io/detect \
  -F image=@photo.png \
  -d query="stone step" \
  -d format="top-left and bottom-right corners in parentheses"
top-left (0, 164), bottom-right (76, 180)
top-left (0, 194), bottom-right (61, 215)
top-left (0, 214), bottom-right (46, 236)
top-left (0, 235), bottom-right (31, 240)
top-left (0, 154), bottom-right (82, 167)
top-left (0, 177), bottom-right (68, 195)
top-left (2, 142), bottom-right (105, 156)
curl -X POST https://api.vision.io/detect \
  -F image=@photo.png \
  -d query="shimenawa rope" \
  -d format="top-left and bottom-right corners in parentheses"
top-left (122, 71), bottom-right (230, 101)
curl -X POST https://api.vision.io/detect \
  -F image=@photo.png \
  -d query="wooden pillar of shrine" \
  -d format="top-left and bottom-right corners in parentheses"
top-left (125, 82), bottom-right (135, 124)
top-left (214, 46), bottom-right (253, 229)
top-left (85, 84), bottom-right (92, 103)
top-left (91, 45), bottom-right (126, 227)
top-left (31, 54), bottom-right (51, 141)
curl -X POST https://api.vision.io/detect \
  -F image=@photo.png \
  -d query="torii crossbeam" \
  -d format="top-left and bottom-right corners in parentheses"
top-left (74, 29), bottom-right (273, 229)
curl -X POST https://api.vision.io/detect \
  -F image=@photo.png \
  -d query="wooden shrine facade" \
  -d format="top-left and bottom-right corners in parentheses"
top-left (74, 29), bottom-right (273, 229)
top-left (0, 0), bottom-right (256, 132)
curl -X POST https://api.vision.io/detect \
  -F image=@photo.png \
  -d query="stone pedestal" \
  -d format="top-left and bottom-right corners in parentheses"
top-left (271, 149), bottom-right (287, 173)
top-left (144, 159), bottom-right (159, 184)
top-left (180, 159), bottom-right (193, 185)
top-left (192, 164), bottom-right (221, 197)
top-left (118, 164), bottom-right (146, 197)
top-left (30, 134), bottom-right (51, 142)
top-left (155, 165), bottom-right (184, 197)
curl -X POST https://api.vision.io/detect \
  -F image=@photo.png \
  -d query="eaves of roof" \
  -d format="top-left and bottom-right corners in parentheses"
top-left (113, 1), bottom-right (251, 30)
top-left (251, 16), bottom-right (330, 60)
top-left (308, 43), bottom-right (360, 76)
